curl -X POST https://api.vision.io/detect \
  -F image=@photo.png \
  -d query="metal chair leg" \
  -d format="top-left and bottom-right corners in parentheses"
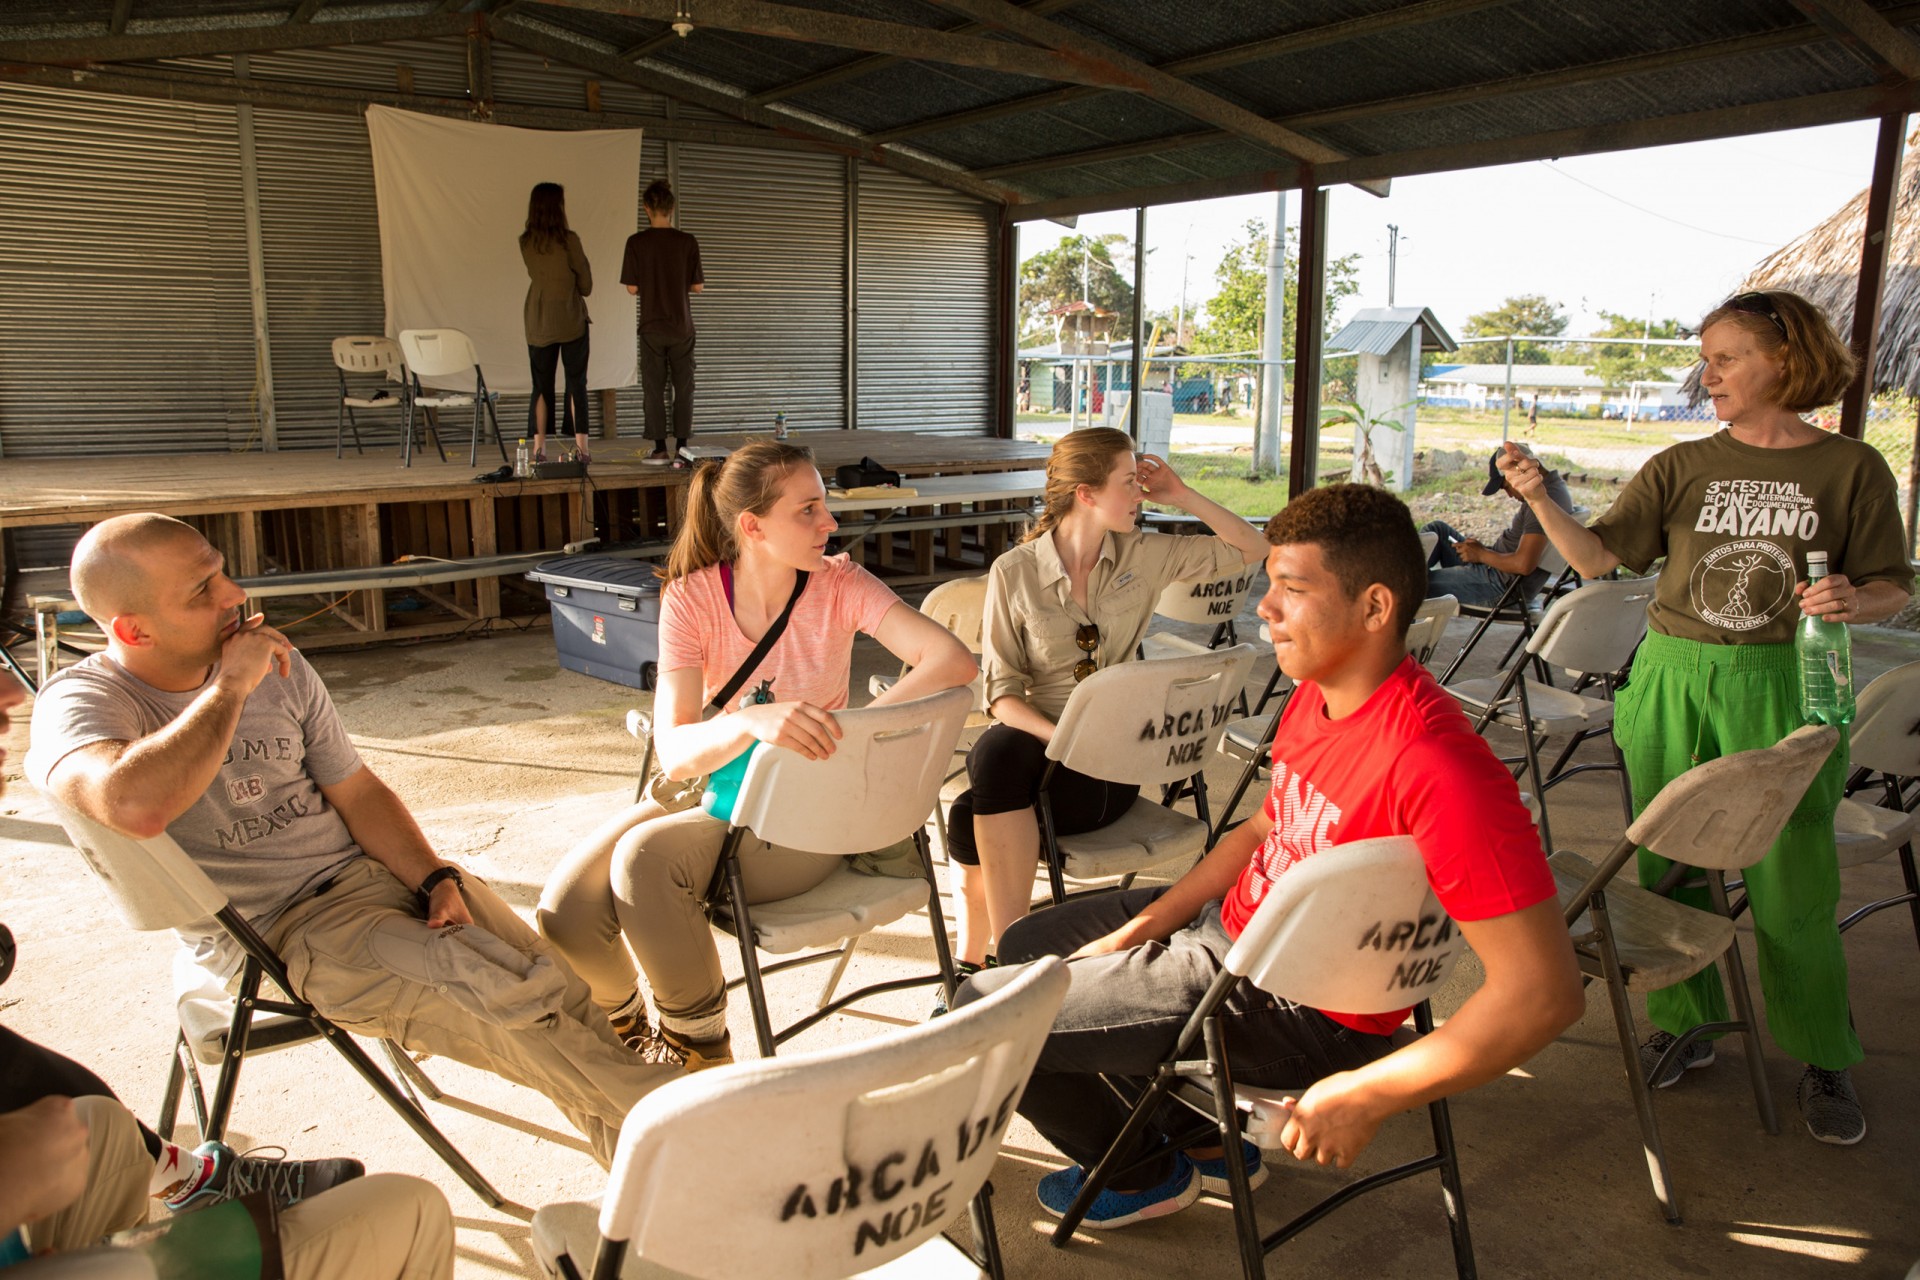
top-left (1709, 874), bottom-right (1777, 1135)
top-left (721, 836), bottom-right (779, 1059)
top-left (1593, 897), bottom-right (1681, 1222)
top-left (814, 940), bottom-right (858, 1010)
top-left (1417, 1000), bottom-right (1477, 1279)
top-left (157, 1031), bottom-right (190, 1142)
top-left (1202, 1017), bottom-right (1266, 1280)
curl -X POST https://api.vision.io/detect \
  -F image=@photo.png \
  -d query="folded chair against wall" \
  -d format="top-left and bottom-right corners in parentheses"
top-left (331, 335), bottom-right (435, 461)
top-left (532, 957), bottom-right (1070, 1280)
top-left (396, 328), bottom-right (507, 468)
top-left (705, 687), bottom-right (973, 1058)
top-left (1036, 645), bottom-right (1258, 907)
top-left (44, 801), bottom-right (504, 1207)
top-left (1550, 724), bottom-right (1837, 1223)
top-left (1207, 598), bottom-right (1458, 845)
top-left (1444, 578), bottom-right (1650, 851)
top-left (1049, 836), bottom-right (1475, 1280)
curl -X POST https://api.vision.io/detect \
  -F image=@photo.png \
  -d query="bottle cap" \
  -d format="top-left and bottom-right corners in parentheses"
top-left (1807, 551), bottom-right (1828, 569)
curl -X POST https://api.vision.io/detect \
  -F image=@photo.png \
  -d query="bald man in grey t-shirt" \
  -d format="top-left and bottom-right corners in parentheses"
top-left (29, 514), bottom-right (675, 1167)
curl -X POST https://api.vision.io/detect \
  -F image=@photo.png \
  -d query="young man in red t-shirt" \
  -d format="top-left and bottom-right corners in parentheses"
top-left (957, 484), bottom-right (1584, 1228)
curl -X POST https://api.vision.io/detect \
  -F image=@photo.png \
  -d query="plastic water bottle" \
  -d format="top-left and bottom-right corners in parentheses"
top-left (514, 438), bottom-right (530, 478)
top-left (1797, 551), bottom-right (1855, 726)
top-left (773, 411), bottom-right (789, 439)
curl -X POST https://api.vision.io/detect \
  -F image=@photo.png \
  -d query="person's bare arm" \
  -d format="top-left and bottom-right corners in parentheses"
top-left (1460, 531), bottom-right (1546, 577)
top-left (1069, 808), bottom-right (1272, 958)
top-left (44, 617), bottom-right (292, 838)
top-left (652, 665), bottom-right (844, 780)
top-left (318, 765), bottom-right (472, 928)
top-left (985, 693), bottom-right (1058, 746)
top-left (866, 602), bottom-right (978, 708)
top-left (1137, 455), bottom-right (1267, 565)
top-left (626, 284), bottom-right (639, 296)
top-left (689, 283), bottom-right (705, 294)
top-left (1273, 897), bottom-right (1584, 1167)
top-left (1497, 444), bottom-right (1618, 577)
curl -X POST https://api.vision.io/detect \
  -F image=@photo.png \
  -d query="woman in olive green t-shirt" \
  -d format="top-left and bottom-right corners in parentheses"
top-left (1505, 289), bottom-right (1912, 1148)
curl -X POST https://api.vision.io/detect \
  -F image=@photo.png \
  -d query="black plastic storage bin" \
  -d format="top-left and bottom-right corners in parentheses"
top-left (526, 555), bottom-right (663, 690)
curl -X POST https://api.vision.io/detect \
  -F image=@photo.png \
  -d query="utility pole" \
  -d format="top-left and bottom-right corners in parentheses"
top-left (1386, 223), bottom-right (1401, 307)
top-left (1257, 192), bottom-right (1288, 475)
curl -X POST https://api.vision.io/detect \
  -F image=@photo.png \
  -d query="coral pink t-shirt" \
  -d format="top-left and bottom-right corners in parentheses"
top-left (1220, 657), bottom-right (1557, 1036)
top-left (658, 557), bottom-right (903, 711)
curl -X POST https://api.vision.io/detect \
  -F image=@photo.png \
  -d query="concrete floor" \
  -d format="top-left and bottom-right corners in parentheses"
top-left (2, 590), bottom-right (1917, 1278)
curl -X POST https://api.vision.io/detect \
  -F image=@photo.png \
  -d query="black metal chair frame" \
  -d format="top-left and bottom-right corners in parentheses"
top-left (1437, 564), bottom-right (1579, 687)
top-left (402, 366), bottom-right (507, 469)
top-left (336, 365), bottom-right (444, 463)
top-left (1037, 758), bottom-right (1216, 908)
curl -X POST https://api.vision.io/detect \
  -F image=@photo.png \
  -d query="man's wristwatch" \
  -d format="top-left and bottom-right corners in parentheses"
top-left (416, 865), bottom-right (465, 912)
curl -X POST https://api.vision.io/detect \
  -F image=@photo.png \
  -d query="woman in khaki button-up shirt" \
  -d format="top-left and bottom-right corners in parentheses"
top-left (946, 428), bottom-right (1267, 972)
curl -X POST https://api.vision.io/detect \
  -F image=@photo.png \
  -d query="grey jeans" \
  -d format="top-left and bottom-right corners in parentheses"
top-left (956, 888), bottom-right (1393, 1187)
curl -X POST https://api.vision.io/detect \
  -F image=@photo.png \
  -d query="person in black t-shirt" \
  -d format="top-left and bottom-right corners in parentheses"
top-left (621, 180), bottom-right (705, 467)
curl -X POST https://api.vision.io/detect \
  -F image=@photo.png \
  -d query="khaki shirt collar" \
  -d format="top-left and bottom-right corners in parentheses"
top-left (1032, 528), bottom-right (1118, 592)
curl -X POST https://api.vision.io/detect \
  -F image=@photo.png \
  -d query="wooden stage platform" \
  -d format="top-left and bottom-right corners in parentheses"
top-left (0, 430), bottom-right (1050, 651)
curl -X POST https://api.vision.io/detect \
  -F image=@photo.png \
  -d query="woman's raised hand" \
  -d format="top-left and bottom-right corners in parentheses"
top-left (1135, 453), bottom-right (1192, 505)
top-left (735, 700), bottom-right (843, 760)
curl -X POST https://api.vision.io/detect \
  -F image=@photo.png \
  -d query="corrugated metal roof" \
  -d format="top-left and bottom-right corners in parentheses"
top-left (1328, 307), bottom-right (1458, 356)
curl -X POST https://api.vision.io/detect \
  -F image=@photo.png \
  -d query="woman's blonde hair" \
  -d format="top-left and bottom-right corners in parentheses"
top-left (661, 438), bottom-right (817, 584)
top-left (1699, 289), bottom-right (1856, 413)
top-left (1022, 427), bottom-right (1136, 544)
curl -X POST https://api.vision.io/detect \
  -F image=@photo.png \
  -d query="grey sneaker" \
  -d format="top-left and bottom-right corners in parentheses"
top-left (1639, 1030), bottom-right (1714, 1088)
top-left (164, 1143), bottom-right (363, 1214)
top-left (1797, 1066), bottom-right (1866, 1145)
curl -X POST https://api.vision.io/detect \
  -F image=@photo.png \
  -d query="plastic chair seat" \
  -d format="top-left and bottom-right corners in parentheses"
top-left (1057, 796), bottom-right (1208, 881)
top-left (410, 391), bottom-right (475, 408)
top-left (173, 949), bottom-right (311, 1067)
top-left (533, 1194), bottom-right (990, 1280)
top-left (1446, 676), bottom-right (1615, 729)
top-left (1834, 797), bottom-right (1918, 869)
top-left (715, 866), bottom-right (931, 954)
top-left (1551, 850), bottom-right (1734, 991)
top-left (341, 394), bottom-right (402, 409)
top-left (1219, 714), bottom-right (1267, 760)
top-left (1139, 632), bottom-right (1213, 662)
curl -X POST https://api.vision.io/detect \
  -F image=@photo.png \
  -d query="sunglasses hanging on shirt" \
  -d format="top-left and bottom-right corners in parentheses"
top-left (1073, 622), bottom-right (1100, 683)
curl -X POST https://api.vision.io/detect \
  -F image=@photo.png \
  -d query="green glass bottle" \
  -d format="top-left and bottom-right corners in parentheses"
top-left (1796, 551), bottom-right (1855, 726)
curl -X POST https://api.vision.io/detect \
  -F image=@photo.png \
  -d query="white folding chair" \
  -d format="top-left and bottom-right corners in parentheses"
top-left (708, 687), bottom-right (974, 1058)
top-left (1551, 725), bottom-right (1837, 1223)
top-left (531, 957), bottom-right (1070, 1280)
top-left (1036, 645), bottom-right (1258, 905)
top-left (397, 328), bottom-right (507, 468)
top-left (1830, 662), bottom-right (1918, 947)
top-left (1208, 598), bottom-right (1458, 844)
top-left (330, 335), bottom-right (428, 461)
top-left (42, 801), bottom-right (503, 1207)
top-left (1139, 560), bottom-right (1262, 657)
top-left (1437, 542), bottom-right (1575, 684)
top-left (1445, 578), bottom-right (1651, 851)
top-left (1049, 836), bottom-right (1474, 1279)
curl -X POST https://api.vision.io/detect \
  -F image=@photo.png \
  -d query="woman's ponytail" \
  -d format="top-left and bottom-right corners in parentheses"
top-left (659, 438), bottom-right (817, 584)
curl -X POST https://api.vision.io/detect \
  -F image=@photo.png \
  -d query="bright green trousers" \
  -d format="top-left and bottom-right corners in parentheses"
top-left (1613, 628), bottom-right (1860, 1070)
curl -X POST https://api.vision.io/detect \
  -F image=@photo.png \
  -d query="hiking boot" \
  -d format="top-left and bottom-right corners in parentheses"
top-left (1036, 1155), bottom-right (1199, 1229)
top-left (623, 1024), bottom-right (688, 1068)
top-left (660, 1025), bottom-right (734, 1072)
top-left (610, 1004), bottom-right (655, 1051)
top-left (1188, 1139), bottom-right (1267, 1196)
top-left (164, 1143), bottom-right (363, 1215)
top-left (1639, 1030), bottom-right (1714, 1089)
top-left (1797, 1066), bottom-right (1866, 1145)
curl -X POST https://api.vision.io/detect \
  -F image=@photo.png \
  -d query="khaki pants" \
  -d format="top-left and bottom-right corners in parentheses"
top-left (267, 858), bottom-right (678, 1167)
top-left (538, 799), bottom-right (838, 1026)
top-left (29, 1096), bottom-right (455, 1280)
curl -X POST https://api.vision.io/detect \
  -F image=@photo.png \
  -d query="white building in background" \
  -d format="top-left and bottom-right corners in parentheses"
top-left (1421, 364), bottom-right (1697, 420)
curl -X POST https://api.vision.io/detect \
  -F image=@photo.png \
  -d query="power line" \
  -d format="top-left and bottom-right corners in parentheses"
top-left (1535, 161), bottom-right (1780, 247)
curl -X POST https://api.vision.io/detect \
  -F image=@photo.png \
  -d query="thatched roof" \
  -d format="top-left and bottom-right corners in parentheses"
top-left (1699, 127), bottom-right (1920, 398)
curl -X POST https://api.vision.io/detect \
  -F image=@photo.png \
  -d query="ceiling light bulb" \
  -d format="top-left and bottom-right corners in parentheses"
top-left (673, 2), bottom-right (692, 36)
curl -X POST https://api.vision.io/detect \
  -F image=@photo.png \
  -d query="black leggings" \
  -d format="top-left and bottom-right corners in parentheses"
top-left (528, 331), bottom-right (590, 440)
top-left (946, 722), bottom-right (1139, 865)
top-left (0, 1023), bottom-right (163, 1158)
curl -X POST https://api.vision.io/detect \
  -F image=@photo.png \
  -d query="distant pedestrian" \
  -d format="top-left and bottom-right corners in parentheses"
top-left (622, 180), bottom-right (704, 468)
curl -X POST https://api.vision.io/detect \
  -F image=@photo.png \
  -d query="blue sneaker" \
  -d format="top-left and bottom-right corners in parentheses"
top-left (1189, 1139), bottom-right (1267, 1195)
top-left (1036, 1154), bottom-right (1200, 1228)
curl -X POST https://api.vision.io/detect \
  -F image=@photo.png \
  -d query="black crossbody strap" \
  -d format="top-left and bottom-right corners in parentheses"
top-left (709, 570), bottom-right (809, 712)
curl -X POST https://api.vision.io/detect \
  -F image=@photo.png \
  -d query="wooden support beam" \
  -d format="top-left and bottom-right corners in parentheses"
top-left (288, 0), bottom-right (327, 22)
top-left (109, 0), bottom-right (134, 36)
top-left (1789, 0), bottom-right (1920, 80)
top-left (0, 13), bottom-right (477, 62)
top-left (1841, 112), bottom-right (1907, 439)
top-left (1288, 180), bottom-right (1327, 501)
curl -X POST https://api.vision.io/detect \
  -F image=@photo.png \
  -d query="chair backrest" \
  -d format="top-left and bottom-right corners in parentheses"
top-left (596, 956), bottom-right (1070, 1280)
top-left (43, 797), bottom-right (226, 932)
top-left (1626, 724), bottom-right (1838, 870)
top-left (1151, 561), bottom-right (1261, 628)
top-left (1524, 577), bottom-right (1652, 675)
top-left (732, 687), bottom-right (971, 853)
top-left (1047, 643), bottom-right (1259, 787)
top-left (1223, 835), bottom-right (1461, 1015)
top-left (917, 576), bottom-right (988, 654)
top-left (330, 334), bottom-right (402, 376)
top-left (1407, 595), bottom-right (1458, 666)
top-left (1850, 660), bottom-right (1920, 779)
top-left (1418, 529), bottom-right (1439, 561)
top-left (1537, 539), bottom-right (1569, 578)
top-left (397, 328), bottom-right (480, 387)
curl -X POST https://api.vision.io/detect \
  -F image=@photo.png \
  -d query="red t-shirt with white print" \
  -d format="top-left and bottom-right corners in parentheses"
top-left (1219, 657), bottom-right (1557, 1035)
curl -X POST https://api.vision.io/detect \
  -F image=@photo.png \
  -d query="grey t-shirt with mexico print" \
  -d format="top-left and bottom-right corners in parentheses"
top-left (1586, 429), bottom-right (1912, 646)
top-left (28, 649), bottom-right (368, 961)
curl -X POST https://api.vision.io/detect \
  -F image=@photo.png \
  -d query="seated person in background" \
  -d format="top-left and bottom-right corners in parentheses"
top-left (1421, 445), bottom-right (1574, 607)
top-left (0, 676), bottom-right (452, 1279)
top-left (538, 439), bottom-right (975, 1071)
top-left (946, 428), bottom-right (1267, 981)
top-left (956, 484), bottom-right (1584, 1228)
top-left (27, 515), bottom-right (675, 1170)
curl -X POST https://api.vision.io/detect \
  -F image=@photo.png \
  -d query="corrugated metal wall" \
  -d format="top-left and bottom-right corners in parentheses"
top-left (857, 165), bottom-right (994, 435)
top-left (0, 41), bottom-right (994, 460)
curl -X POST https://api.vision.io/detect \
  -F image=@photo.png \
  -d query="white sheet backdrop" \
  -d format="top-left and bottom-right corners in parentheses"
top-left (366, 105), bottom-right (641, 394)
